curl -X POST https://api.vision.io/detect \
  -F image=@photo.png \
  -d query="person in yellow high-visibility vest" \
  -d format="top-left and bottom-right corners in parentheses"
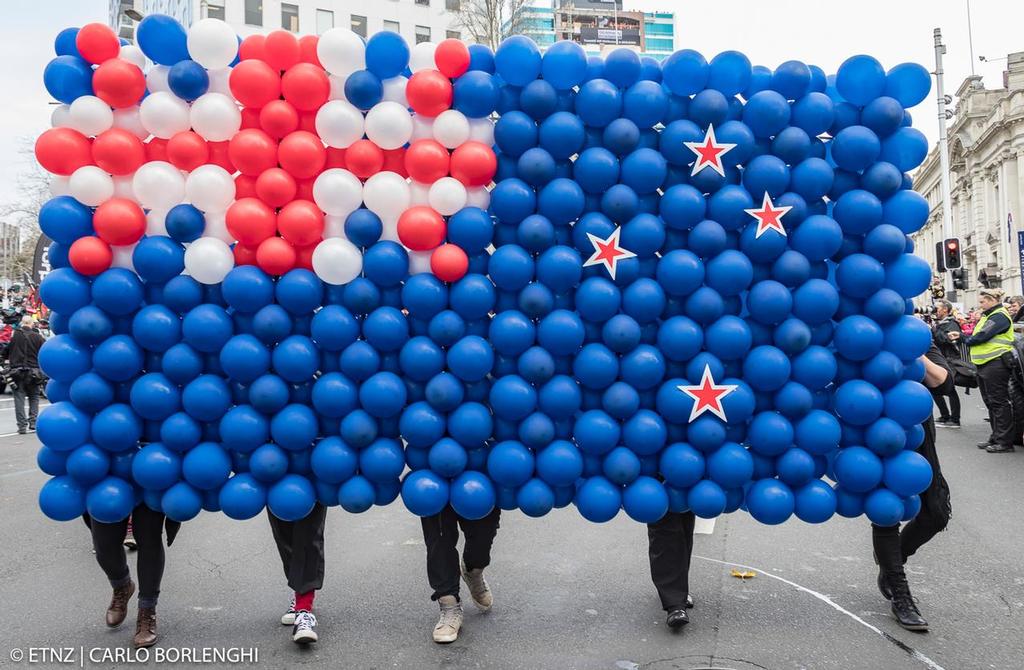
top-left (950, 288), bottom-right (1016, 452)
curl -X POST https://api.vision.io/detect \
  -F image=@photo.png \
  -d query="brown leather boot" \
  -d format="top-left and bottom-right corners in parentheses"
top-left (134, 607), bottom-right (158, 648)
top-left (106, 580), bottom-right (135, 627)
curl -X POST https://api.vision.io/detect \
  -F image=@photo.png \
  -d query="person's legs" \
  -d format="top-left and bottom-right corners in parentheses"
top-left (12, 383), bottom-right (27, 432)
top-left (421, 506), bottom-right (462, 601)
top-left (947, 386), bottom-right (961, 424)
top-left (458, 507), bottom-right (501, 572)
top-left (129, 505), bottom-right (165, 649)
top-left (647, 511), bottom-right (695, 613)
top-left (267, 504), bottom-right (326, 644)
top-left (27, 383), bottom-right (40, 429)
top-left (872, 523), bottom-right (927, 631)
top-left (979, 358), bottom-right (1014, 449)
top-left (930, 387), bottom-right (950, 422)
top-left (90, 515), bottom-right (135, 628)
top-left (1009, 375), bottom-right (1024, 445)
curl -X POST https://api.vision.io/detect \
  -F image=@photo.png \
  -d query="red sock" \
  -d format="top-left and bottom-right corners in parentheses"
top-left (294, 590), bottom-right (315, 612)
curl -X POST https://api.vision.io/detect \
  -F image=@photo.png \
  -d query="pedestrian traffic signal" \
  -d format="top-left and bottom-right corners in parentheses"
top-left (942, 237), bottom-right (962, 270)
top-left (952, 268), bottom-right (968, 290)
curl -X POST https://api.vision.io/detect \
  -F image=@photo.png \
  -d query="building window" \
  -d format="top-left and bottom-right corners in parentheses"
top-left (351, 15), bottom-right (367, 38)
top-left (416, 0), bottom-right (430, 6)
top-left (245, 0), bottom-right (262, 26)
top-left (446, 0), bottom-right (460, 9)
top-left (415, 25), bottom-right (431, 44)
top-left (282, 3), bottom-right (299, 31)
top-left (384, 19), bottom-right (400, 33)
top-left (446, 30), bottom-right (461, 40)
top-left (207, 0), bottom-right (225, 20)
top-left (316, 9), bottom-right (334, 34)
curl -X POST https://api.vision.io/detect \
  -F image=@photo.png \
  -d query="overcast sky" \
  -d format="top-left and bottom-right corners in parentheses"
top-left (1, 0), bottom-right (1022, 211)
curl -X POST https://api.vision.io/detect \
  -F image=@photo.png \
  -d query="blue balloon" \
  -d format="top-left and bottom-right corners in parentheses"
top-left (746, 479), bottom-right (794, 525)
top-left (133, 236), bottom-right (185, 284)
top-left (43, 56), bottom-right (94, 104)
top-left (771, 60), bottom-right (811, 100)
top-left (85, 476), bottom-right (135, 523)
top-left (836, 54), bottom-right (886, 105)
top-left (401, 470), bottom-right (450, 517)
top-left (268, 474), bottom-right (316, 522)
top-left (688, 479), bottom-right (727, 518)
top-left (622, 476), bottom-right (669, 523)
top-left (496, 35), bottom-right (542, 86)
top-left (794, 480), bottom-right (837, 523)
top-left (834, 380), bottom-right (884, 426)
top-left (575, 476), bottom-right (621, 522)
top-left (450, 471), bottom-right (497, 520)
top-left (662, 49), bottom-right (708, 96)
top-left (880, 127), bottom-right (928, 172)
top-left (885, 63), bottom-right (931, 107)
top-left (164, 204), bottom-right (206, 242)
top-left (344, 70), bottom-right (383, 110)
top-left (864, 488), bottom-right (904, 527)
top-left (831, 125), bottom-right (881, 172)
top-left (365, 30), bottom-right (409, 78)
top-left (791, 91), bottom-right (835, 136)
top-left (136, 14), bottom-right (189, 65)
top-left (40, 196), bottom-right (93, 245)
top-left (453, 70), bottom-right (499, 118)
top-left (542, 40), bottom-right (587, 90)
top-left (708, 51), bottom-right (751, 96)
top-left (66, 444), bottom-right (110, 485)
top-left (39, 334), bottom-right (91, 384)
top-left (168, 60), bottom-right (209, 101)
top-left (219, 474), bottom-right (267, 520)
top-left (743, 90), bottom-right (791, 138)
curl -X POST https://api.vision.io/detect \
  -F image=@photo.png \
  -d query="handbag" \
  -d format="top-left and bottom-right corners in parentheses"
top-left (950, 340), bottom-right (978, 389)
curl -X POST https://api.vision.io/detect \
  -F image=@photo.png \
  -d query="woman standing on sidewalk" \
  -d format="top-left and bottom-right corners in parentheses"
top-left (931, 300), bottom-right (963, 428)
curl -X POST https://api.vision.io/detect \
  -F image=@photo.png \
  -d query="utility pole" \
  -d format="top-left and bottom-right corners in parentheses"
top-left (934, 28), bottom-right (957, 301)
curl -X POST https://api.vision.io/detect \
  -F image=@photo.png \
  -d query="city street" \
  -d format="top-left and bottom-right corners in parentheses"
top-left (1, 396), bottom-right (1022, 670)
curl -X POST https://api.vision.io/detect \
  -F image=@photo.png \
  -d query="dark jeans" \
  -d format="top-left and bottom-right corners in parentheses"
top-left (930, 384), bottom-right (960, 422)
top-left (647, 511), bottom-right (695, 611)
top-left (421, 505), bottom-right (500, 601)
top-left (267, 503), bottom-right (327, 594)
top-left (91, 504), bottom-right (167, 607)
top-left (977, 354), bottom-right (1015, 447)
top-left (12, 380), bottom-right (40, 431)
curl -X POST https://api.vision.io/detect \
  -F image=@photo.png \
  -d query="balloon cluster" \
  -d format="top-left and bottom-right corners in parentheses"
top-left (35, 16), bottom-right (936, 528)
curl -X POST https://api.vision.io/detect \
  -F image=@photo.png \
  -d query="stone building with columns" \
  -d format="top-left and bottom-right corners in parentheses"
top-left (911, 51), bottom-right (1024, 309)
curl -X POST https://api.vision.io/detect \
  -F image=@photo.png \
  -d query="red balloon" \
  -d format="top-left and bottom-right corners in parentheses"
top-left (91, 129), bottom-right (144, 175)
top-left (93, 198), bottom-right (146, 246)
top-left (297, 111), bottom-right (318, 134)
top-left (240, 106), bottom-right (262, 129)
top-left (398, 206), bottom-right (447, 251)
top-left (278, 131), bottom-right (326, 179)
top-left (207, 141), bottom-right (235, 173)
top-left (229, 60), bottom-right (282, 109)
top-left (383, 148), bottom-right (408, 178)
top-left (294, 179), bottom-right (315, 202)
top-left (282, 63), bottom-right (329, 112)
top-left (226, 197), bottom-right (277, 246)
top-left (35, 128), bottom-right (92, 176)
top-left (345, 139), bottom-right (385, 179)
top-left (235, 174), bottom-right (258, 200)
top-left (238, 35), bottom-right (266, 62)
top-left (325, 147), bottom-right (347, 169)
top-left (431, 244), bottom-right (469, 282)
top-left (264, 30), bottom-right (300, 71)
top-left (435, 39), bottom-right (471, 79)
top-left (166, 131), bottom-right (210, 171)
top-left (407, 70), bottom-right (454, 117)
top-left (256, 236), bottom-right (297, 275)
top-left (405, 139), bottom-right (451, 183)
top-left (69, 236), bottom-right (113, 276)
top-left (294, 243), bottom-right (316, 271)
top-left (75, 23), bottom-right (120, 64)
top-left (228, 128), bottom-right (279, 176)
top-left (145, 137), bottom-right (169, 163)
top-left (298, 35), bottom-right (321, 67)
top-left (92, 59), bottom-right (146, 109)
top-left (234, 243), bottom-right (259, 266)
top-left (255, 167), bottom-right (297, 208)
top-left (277, 200), bottom-right (324, 247)
top-left (259, 100), bottom-right (299, 139)
top-left (449, 141), bottom-right (498, 187)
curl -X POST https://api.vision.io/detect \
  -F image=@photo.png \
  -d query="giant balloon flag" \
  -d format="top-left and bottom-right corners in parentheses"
top-left (34, 17), bottom-right (937, 528)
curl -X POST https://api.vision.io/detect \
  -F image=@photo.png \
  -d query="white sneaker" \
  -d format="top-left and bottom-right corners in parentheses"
top-left (281, 596), bottom-right (297, 625)
top-left (292, 611), bottom-right (318, 644)
top-left (460, 562), bottom-right (493, 611)
top-left (432, 596), bottom-right (463, 644)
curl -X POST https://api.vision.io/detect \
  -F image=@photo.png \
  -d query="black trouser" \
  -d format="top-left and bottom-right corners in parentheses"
top-left (267, 503), bottom-right (326, 594)
top-left (647, 511), bottom-right (695, 611)
top-left (930, 384), bottom-right (960, 423)
top-left (421, 505), bottom-right (500, 601)
top-left (91, 504), bottom-right (166, 608)
top-left (1010, 375), bottom-right (1024, 445)
top-left (977, 354), bottom-right (1015, 447)
top-left (12, 377), bottom-right (41, 431)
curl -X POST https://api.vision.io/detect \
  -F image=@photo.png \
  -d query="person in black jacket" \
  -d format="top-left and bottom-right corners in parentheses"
top-left (930, 301), bottom-right (962, 427)
top-left (4, 316), bottom-right (45, 434)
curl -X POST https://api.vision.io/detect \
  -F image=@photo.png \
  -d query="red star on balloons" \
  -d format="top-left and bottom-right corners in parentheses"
top-left (684, 124), bottom-right (736, 177)
top-left (583, 228), bottom-right (637, 280)
top-left (744, 193), bottom-right (793, 239)
top-left (677, 365), bottom-right (738, 423)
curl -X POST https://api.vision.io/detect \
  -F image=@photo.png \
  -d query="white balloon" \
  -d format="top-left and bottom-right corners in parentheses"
top-left (49, 175), bottom-right (70, 197)
top-left (112, 175), bottom-right (136, 201)
top-left (408, 250), bottom-right (433, 275)
top-left (146, 65), bottom-right (170, 93)
top-left (133, 161), bottom-right (185, 210)
top-left (381, 76), bottom-right (409, 107)
top-left (328, 74), bottom-right (347, 101)
top-left (364, 101), bottom-right (413, 150)
top-left (466, 187), bottom-right (491, 210)
top-left (433, 109), bottom-right (470, 149)
top-left (317, 28), bottom-right (366, 79)
top-left (111, 244), bottom-right (137, 271)
top-left (118, 44), bottom-right (147, 69)
top-left (187, 18), bottom-right (238, 69)
top-left (190, 92), bottom-right (241, 141)
top-left (409, 180), bottom-right (432, 206)
top-left (68, 166), bottom-right (114, 206)
top-left (315, 100), bottom-right (365, 148)
top-left (313, 169), bottom-right (363, 216)
top-left (206, 68), bottom-right (233, 96)
top-left (184, 237), bottom-right (235, 284)
top-left (362, 172), bottom-right (411, 221)
top-left (468, 118), bottom-right (495, 146)
top-left (410, 43), bottom-right (437, 72)
top-left (50, 104), bottom-right (71, 128)
top-left (410, 114), bottom-right (435, 141)
top-left (68, 96), bottom-right (114, 137)
top-left (146, 208), bottom-right (169, 236)
top-left (140, 91), bottom-right (191, 139)
top-left (185, 164), bottom-right (235, 212)
top-left (428, 177), bottom-right (468, 216)
top-left (311, 238), bottom-right (363, 285)
top-left (112, 107), bottom-right (149, 139)
top-left (202, 210), bottom-right (235, 244)
top-left (323, 214), bottom-right (347, 239)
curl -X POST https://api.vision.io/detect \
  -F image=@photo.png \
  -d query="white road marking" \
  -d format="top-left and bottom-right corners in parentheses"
top-left (0, 468), bottom-right (37, 479)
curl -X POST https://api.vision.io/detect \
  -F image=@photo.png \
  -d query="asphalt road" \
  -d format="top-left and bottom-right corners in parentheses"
top-left (0, 391), bottom-right (1022, 670)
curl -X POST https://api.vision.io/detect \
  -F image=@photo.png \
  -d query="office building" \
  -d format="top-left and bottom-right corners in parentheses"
top-left (521, 0), bottom-right (676, 59)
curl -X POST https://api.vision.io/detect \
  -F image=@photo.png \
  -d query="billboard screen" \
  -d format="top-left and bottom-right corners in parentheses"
top-left (579, 26), bottom-right (641, 46)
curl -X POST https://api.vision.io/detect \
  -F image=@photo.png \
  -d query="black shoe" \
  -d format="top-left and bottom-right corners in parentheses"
top-left (935, 417), bottom-right (950, 425)
top-left (666, 608), bottom-right (689, 629)
top-left (986, 444), bottom-right (1015, 453)
top-left (977, 441), bottom-right (993, 449)
top-left (685, 594), bottom-right (694, 609)
top-left (877, 567), bottom-right (893, 600)
top-left (17, 428), bottom-right (27, 435)
top-left (889, 580), bottom-right (928, 631)
top-left (937, 420), bottom-right (960, 429)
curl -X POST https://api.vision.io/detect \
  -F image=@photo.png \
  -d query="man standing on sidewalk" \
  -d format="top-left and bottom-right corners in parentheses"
top-left (5, 315), bottom-right (45, 434)
top-left (931, 300), bottom-right (963, 428)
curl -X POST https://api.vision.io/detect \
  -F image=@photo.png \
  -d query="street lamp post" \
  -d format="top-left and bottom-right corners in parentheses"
top-left (934, 28), bottom-right (956, 302)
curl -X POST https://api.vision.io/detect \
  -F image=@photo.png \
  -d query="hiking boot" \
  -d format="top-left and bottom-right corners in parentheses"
top-left (106, 580), bottom-right (135, 627)
top-left (133, 607), bottom-right (158, 648)
top-left (432, 595), bottom-right (463, 644)
top-left (888, 577), bottom-right (928, 631)
top-left (460, 562), bottom-right (493, 611)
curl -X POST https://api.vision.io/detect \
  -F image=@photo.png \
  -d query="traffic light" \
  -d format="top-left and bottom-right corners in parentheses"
top-left (952, 268), bottom-right (968, 290)
top-left (942, 237), bottom-right (962, 270)
top-left (935, 241), bottom-right (946, 272)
